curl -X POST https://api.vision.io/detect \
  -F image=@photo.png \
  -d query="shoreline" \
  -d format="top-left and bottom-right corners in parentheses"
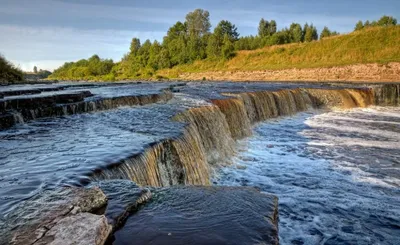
top-left (175, 62), bottom-right (400, 83)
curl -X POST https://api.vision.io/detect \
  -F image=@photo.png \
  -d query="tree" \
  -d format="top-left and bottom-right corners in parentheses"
top-left (206, 34), bottom-right (221, 58)
top-left (304, 24), bottom-right (318, 42)
top-left (355, 21), bottom-right (364, 31)
top-left (258, 19), bottom-right (277, 37)
top-left (320, 26), bottom-right (331, 39)
top-left (269, 20), bottom-right (277, 35)
top-left (33, 66), bottom-right (38, 73)
top-left (221, 34), bottom-right (235, 59)
top-left (378, 15), bottom-right (397, 26)
top-left (148, 41), bottom-right (162, 70)
top-left (164, 21), bottom-right (187, 44)
top-left (289, 23), bottom-right (303, 43)
top-left (215, 20), bottom-right (240, 41)
top-left (185, 9), bottom-right (211, 37)
top-left (258, 18), bottom-right (269, 37)
top-left (130, 38), bottom-right (141, 56)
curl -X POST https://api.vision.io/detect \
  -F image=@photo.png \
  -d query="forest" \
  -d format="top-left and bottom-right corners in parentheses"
top-left (48, 10), bottom-right (398, 81)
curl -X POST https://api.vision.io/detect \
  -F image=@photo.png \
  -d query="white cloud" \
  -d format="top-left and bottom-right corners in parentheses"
top-left (0, 25), bottom-right (164, 71)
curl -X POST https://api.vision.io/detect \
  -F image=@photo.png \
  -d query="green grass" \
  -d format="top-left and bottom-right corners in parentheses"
top-left (158, 26), bottom-right (400, 78)
top-left (0, 55), bottom-right (24, 83)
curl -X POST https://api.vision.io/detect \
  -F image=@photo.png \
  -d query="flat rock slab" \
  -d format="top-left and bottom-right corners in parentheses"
top-left (1, 187), bottom-right (109, 245)
top-left (112, 186), bottom-right (279, 245)
top-left (34, 213), bottom-right (111, 245)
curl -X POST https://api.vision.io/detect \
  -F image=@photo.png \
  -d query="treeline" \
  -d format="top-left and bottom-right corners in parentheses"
top-left (50, 55), bottom-right (115, 80)
top-left (0, 54), bottom-right (24, 83)
top-left (49, 11), bottom-right (398, 81)
top-left (355, 15), bottom-right (397, 31)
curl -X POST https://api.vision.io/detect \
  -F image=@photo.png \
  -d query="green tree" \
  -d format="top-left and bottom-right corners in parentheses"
top-left (258, 18), bottom-right (269, 37)
top-left (304, 24), bottom-right (318, 42)
top-left (269, 20), bottom-right (277, 35)
top-left (320, 26), bottom-right (331, 39)
top-left (185, 9), bottom-right (211, 37)
top-left (158, 48), bottom-right (171, 69)
top-left (221, 34), bottom-right (235, 59)
top-left (215, 20), bottom-right (239, 41)
top-left (129, 38), bottom-right (141, 56)
top-left (164, 21), bottom-right (187, 44)
top-left (206, 34), bottom-right (221, 58)
top-left (33, 66), bottom-right (38, 73)
top-left (378, 15), bottom-right (397, 26)
top-left (355, 21), bottom-right (364, 31)
top-left (148, 41), bottom-right (162, 70)
top-left (289, 23), bottom-right (303, 42)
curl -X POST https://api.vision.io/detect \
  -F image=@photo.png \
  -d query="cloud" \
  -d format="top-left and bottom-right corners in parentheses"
top-left (0, 25), bottom-right (164, 71)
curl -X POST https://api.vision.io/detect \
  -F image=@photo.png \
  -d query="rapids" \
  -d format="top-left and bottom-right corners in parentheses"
top-left (0, 81), bottom-right (399, 244)
top-left (216, 107), bottom-right (400, 245)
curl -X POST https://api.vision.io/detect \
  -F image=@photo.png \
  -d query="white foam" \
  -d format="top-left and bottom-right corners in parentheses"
top-left (216, 108), bottom-right (400, 244)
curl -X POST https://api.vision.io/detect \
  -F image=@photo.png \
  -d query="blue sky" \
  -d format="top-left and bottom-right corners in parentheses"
top-left (1, 0), bottom-right (399, 71)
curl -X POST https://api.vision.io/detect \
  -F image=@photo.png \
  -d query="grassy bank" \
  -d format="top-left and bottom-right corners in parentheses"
top-left (158, 26), bottom-right (400, 78)
top-left (0, 55), bottom-right (24, 84)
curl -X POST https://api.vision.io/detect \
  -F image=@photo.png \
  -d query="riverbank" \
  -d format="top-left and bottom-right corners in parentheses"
top-left (174, 62), bottom-right (400, 82)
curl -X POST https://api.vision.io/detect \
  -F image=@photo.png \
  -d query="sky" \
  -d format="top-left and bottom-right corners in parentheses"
top-left (1, 0), bottom-right (399, 71)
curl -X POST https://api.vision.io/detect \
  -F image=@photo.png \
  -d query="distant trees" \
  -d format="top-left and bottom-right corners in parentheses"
top-left (50, 54), bottom-right (114, 80)
top-left (289, 23), bottom-right (303, 43)
top-left (354, 15), bottom-right (397, 31)
top-left (49, 11), bottom-right (398, 81)
top-left (258, 19), bottom-right (277, 37)
top-left (33, 66), bottom-right (38, 73)
top-left (303, 23), bottom-right (318, 42)
top-left (320, 27), bottom-right (339, 39)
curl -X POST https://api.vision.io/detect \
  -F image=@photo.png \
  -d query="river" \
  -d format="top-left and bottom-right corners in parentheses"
top-left (216, 107), bottom-right (400, 245)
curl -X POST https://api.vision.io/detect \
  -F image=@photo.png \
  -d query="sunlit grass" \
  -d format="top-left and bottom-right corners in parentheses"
top-left (158, 26), bottom-right (400, 78)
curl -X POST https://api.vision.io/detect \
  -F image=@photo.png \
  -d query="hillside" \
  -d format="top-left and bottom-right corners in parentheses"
top-left (0, 55), bottom-right (24, 84)
top-left (158, 26), bottom-right (400, 81)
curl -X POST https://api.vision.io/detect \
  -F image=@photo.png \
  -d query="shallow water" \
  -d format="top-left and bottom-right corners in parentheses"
top-left (216, 107), bottom-right (400, 245)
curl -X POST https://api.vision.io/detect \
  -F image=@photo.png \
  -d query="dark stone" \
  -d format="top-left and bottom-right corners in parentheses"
top-left (93, 180), bottom-right (153, 230)
top-left (113, 186), bottom-right (279, 245)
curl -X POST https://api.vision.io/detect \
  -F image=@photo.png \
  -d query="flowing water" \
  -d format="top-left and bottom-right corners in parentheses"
top-left (0, 81), bottom-right (399, 244)
top-left (216, 107), bottom-right (400, 245)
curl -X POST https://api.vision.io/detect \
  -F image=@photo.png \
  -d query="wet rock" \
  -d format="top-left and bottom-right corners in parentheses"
top-left (1, 187), bottom-right (108, 245)
top-left (34, 213), bottom-right (112, 245)
top-left (0, 113), bottom-right (15, 128)
top-left (93, 180), bottom-right (153, 230)
top-left (113, 186), bottom-right (279, 245)
top-left (0, 91), bottom-right (93, 112)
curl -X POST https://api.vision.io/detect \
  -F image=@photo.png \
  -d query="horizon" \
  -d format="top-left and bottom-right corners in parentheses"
top-left (1, 0), bottom-right (399, 72)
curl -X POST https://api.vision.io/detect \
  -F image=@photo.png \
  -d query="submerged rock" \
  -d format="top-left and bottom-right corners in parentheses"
top-left (112, 186), bottom-right (279, 245)
top-left (93, 180), bottom-right (153, 230)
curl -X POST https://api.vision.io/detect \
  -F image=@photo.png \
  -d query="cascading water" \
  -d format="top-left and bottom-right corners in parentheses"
top-left (1, 82), bottom-right (399, 244)
top-left (89, 86), bottom-right (398, 188)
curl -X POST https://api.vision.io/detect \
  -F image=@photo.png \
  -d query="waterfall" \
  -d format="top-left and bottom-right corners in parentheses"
top-left (12, 112), bottom-right (24, 124)
top-left (173, 106), bottom-right (235, 165)
top-left (61, 85), bottom-right (400, 188)
top-left (211, 98), bottom-right (252, 139)
top-left (0, 91), bottom-right (173, 130)
top-left (373, 84), bottom-right (400, 106)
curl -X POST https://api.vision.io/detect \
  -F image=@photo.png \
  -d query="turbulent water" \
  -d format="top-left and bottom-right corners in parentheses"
top-left (1, 81), bottom-right (399, 244)
top-left (216, 107), bottom-right (400, 245)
